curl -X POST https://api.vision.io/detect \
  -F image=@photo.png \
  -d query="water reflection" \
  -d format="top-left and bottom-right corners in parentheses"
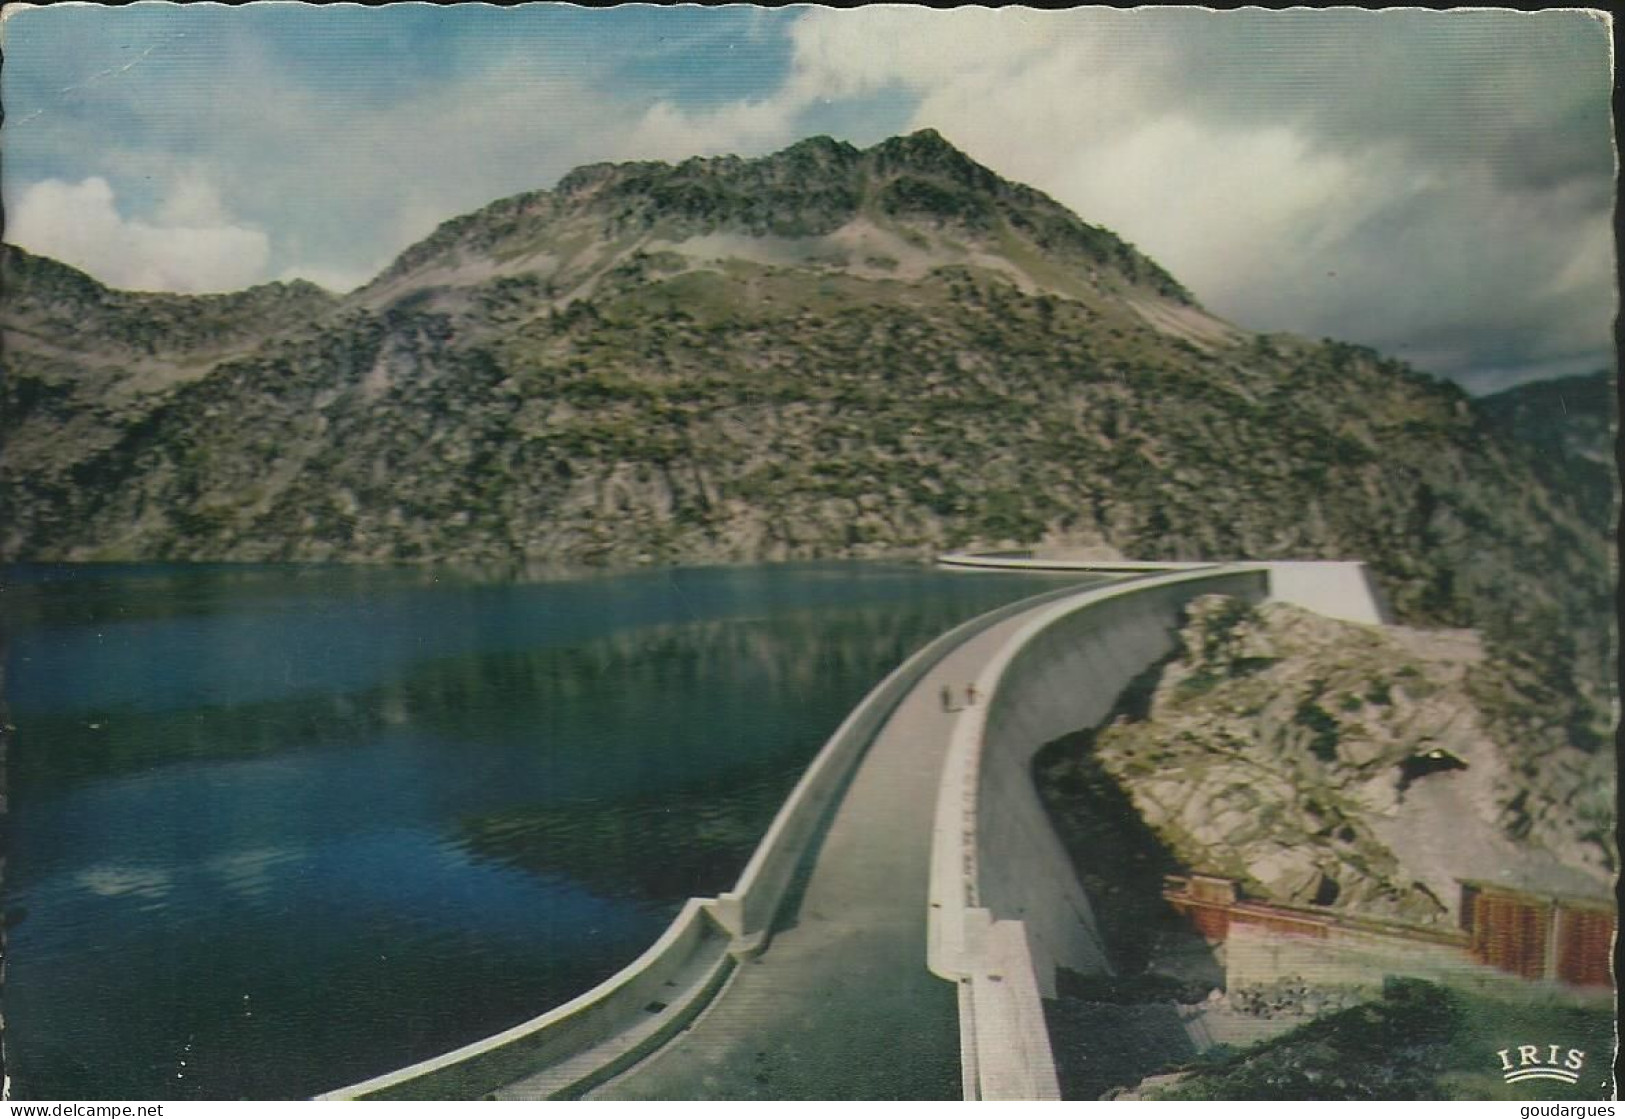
top-left (1, 562), bottom-right (1078, 1100)
top-left (460, 766), bottom-right (791, 905)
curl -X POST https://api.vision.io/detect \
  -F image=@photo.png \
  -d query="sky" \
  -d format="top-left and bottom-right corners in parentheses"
top-left (1, 3), bottom-right (1615, 393)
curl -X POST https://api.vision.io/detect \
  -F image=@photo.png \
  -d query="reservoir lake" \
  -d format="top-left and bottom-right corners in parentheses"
top-left (1, 561), bottom-right (1075, 1099)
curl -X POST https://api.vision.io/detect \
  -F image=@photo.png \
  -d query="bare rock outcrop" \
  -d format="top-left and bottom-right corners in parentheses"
top-left (1085, 596), bottom-right (1613, 925)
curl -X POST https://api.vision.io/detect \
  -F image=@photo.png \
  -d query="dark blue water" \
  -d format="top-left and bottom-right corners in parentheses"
top-left (0, 561), bottom-right (1074, 1100)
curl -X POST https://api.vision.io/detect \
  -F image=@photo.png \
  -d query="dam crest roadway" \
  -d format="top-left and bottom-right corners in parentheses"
top-left (318, 556), bottom-right (1389, 1101)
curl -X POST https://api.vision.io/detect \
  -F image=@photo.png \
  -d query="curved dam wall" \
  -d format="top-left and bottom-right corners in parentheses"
top-left (977, 569), bottom-right (1274, 988)
top-left (930, 566), bottom-right (1277, 1099)
top-left (940, 552), bottom-right (1390, 626)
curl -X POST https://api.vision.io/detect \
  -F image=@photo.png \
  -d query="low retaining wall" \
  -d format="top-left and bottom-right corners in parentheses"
top-left (1162, 873), bottom-right (1484, 994)
top-left (1224, 922), bottom-right (1530, 999)
top-left (1222, 917), bottom-right (1614, 1007)
top-left (319, 577), bottom-right (1097, 1100)
top-left (928, 566), bottom-right (1274, 1100)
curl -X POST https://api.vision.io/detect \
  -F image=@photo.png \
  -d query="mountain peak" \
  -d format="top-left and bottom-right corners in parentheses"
top-left (870, 127), bottom-right (961, 158)
top-left (864, 127), bottom-right (1001, 184)
top-left (866, 128), bottom-right (1000, 187)
top-left (778, 134), bottom-right (863, 161)
top-left (371, 129), bottom-right (1193, 305)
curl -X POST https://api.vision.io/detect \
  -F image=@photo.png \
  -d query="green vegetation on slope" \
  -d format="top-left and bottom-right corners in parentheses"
top-left (1477, 369), bottom-right (1616, 530)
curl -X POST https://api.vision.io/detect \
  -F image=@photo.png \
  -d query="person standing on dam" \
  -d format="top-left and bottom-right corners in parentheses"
top-left (940, 684), bottom-right (956, 712)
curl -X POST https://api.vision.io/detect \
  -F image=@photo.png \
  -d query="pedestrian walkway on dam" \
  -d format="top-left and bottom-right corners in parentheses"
top-left (495, 607), bottom-right (1053, 1101)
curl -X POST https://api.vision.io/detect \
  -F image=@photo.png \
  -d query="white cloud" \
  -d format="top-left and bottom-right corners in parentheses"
top-left (173, 54), bottom-right (634, 287)
top-left (10, 175), bottom-right (270, 293)
top-left (1028, 118), bottom-right (1411, 336)
top-left (8, 31), bottom-right (632, 294)
top-left (620, 97), bottom-right (802, 164)
top-left (154, 169), bottom-right (233, 227)
top-left (690, 6), bottom-right (1614, 388)
top-left (615, 7), bottom-right (1064, 164)
top-left (787, 6), bottom-right (1058, 99)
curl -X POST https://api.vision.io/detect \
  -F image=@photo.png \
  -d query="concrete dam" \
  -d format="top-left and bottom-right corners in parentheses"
top-left (318, 558), bottom-right (1391, 1101)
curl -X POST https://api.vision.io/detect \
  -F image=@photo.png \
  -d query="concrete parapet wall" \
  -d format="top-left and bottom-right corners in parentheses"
top-left (966, 919), bottom-right (1063, 1100)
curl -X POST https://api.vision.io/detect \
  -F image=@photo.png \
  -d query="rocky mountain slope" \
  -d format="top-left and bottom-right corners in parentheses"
top-left (0, 130), bottom-right (1613, 739)
top-left (1477, 370), bottom-right (1616, 530)
top-left (1040, 595), bottom-right (1614, 929)
top-left (1478, 369), bottom-right (1615, 468)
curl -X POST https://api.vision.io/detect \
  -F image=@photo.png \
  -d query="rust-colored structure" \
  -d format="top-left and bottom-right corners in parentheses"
top-left (1554, 905), bottom-right (1616, 987)
top-left (1164, 874), bottom-right (1615, 989)
top-left (1459, 880), bottom-right (1616, 987)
